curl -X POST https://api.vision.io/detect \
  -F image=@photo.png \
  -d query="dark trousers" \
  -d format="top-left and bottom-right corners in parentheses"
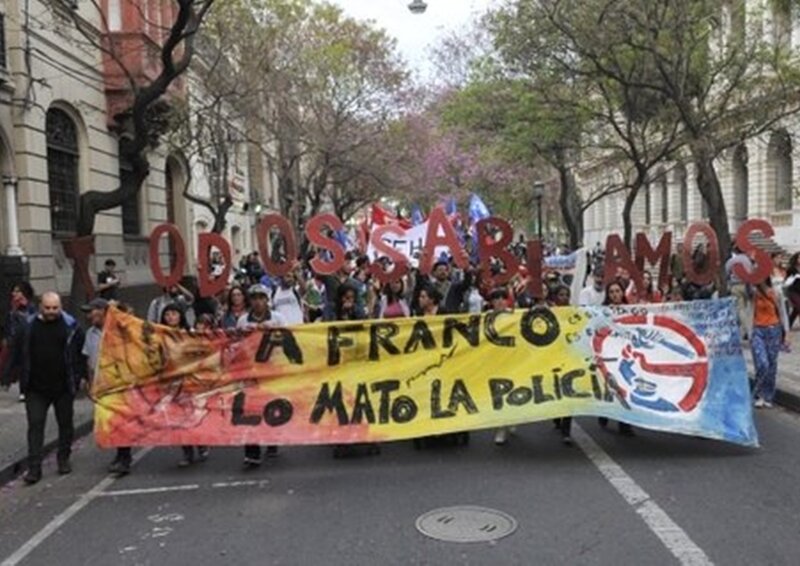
top-left (25, 389), bottom-right (74, 469)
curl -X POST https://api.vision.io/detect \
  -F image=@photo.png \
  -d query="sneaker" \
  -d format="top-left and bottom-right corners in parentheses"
top-left (108, 459), bottom-right (131, 476)
top-left (243, 456), bottom-right (262, 469)
top-left (24, 468), bottom-right (42, 485)
top-left (57, 460), bottom-right (72, 475)
top-left (754, 398), bottom-right (766, 408)
top-left (494, 428), bottom-right (509, 446)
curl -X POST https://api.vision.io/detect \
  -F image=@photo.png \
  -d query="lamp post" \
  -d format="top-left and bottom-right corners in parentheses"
top-left (532, 182), bottom-right (545, 241)
top-left (408, 0), bottom-right (428, 14)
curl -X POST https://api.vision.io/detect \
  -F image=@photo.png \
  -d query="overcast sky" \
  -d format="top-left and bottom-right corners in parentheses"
top-left (330, 0), bottom-right (497, 80)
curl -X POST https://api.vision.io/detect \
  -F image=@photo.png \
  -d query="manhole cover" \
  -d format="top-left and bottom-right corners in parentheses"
top-left (415, 506), bottom-right (518, 543)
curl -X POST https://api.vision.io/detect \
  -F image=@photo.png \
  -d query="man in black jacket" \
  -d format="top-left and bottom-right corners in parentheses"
top-left (18, 292), bottom-right (86, 484)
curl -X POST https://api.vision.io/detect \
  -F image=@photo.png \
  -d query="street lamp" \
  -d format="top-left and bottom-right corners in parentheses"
top-left (532, 182), bottom-right (545, 241)
top-left (408, 0), bottom-right (428, 14)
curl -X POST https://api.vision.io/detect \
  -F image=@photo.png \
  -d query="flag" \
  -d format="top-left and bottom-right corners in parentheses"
top-left (468, 194), bottom-right (491, 263)
top-left (411, 205), bottom-right (425, 226)
top-left (468, 193), bottom-right (491, 227)
top-left (370, 204), bottom-right (411, 229)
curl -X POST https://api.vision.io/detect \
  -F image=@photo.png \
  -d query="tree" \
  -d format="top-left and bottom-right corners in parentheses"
top-left (500, 0), bottom-right (800, 287)
top-left (487, 1), bottom-right (687, 249)
top-left (69, 0), bottom-right (217, 237)
top-left (208, 0), bottom-right (411, 236)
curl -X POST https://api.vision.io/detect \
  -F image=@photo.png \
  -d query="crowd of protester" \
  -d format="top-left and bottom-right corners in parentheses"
top-left (0, 240), bottom-right (796, 484)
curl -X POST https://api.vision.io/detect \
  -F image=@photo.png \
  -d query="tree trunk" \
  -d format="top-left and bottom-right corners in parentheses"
top-left (556, 161), bottom-right (583, 250)
top-left (693, 148), bottom-right (732, 296)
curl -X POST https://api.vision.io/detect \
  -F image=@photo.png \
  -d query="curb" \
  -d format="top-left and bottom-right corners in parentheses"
top-left (775, 387), bottom-right (800, 414)
top-left (0, 418), bottom-right (94, 488)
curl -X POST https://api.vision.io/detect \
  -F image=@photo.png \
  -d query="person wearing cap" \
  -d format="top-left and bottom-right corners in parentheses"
top-left (80, 298), bottom-right (131, 476)
top-left (81, 298), bottom-right (109, 383)
top-left (97, 259), bottom-right (121, 301)
top-left (237, 284), bottom-right (287, 468)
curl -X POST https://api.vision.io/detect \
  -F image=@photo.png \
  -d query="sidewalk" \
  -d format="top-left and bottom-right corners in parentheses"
top-left (0, 388), bottom-right (94, 485)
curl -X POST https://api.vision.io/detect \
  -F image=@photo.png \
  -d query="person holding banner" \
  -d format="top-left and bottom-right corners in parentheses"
top-left (330, 284), bottom-right (381, 458)
top-left (626, 270), bottom-right (663, 304)
top-left (158, 304), bottom-right (210, 468)
top-left (378, 278), bottom-right (411, 319)
top-left (221, 285), bottom-right (249, 329)
top-left (491, 288), bottom-right (517, 446)
top-left (238, 284), bottom-right (287, 468)
top-left (549, 285), bottom-right (574, 445)
top-left (598, 281), bottom-right (635, 437)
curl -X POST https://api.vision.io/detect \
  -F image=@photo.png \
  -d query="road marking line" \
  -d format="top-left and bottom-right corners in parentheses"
top-left (212, 480), bottom-right (270, 489)
top-left (573, 424), bottom-right (713, 566)
top-left (0, 447), bottom-right (152, 566)
top-left (99, 484), bottom-right (200, 497)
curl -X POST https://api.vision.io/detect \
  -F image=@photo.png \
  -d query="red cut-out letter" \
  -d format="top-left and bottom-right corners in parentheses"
top-left (62, 236), bottom-right (96, 300)
top-left (476, 217), bottom-right (520, 287)
top-left (603, 235), bottom-right (643, 294)
top-left (368, 225), bottom-right (409, 285)
top-left (526, 240), bottom-right (544, 299)
top-left (256, 214), bottom-right (298, 277)
top-left (420, 207), bottom-right (468, 275)
top-left (306, 213), bottom-right (346, 275)
top-left (197, 232), bottom-right (232, 298)
top-left (149, 224), bottom-right (185, 289)
top-left (635, 232), bottom-right (672, 291)
top-left (682, 222), bottom-right (720, 286)
top-left (734, 219), bottom-right (773, 284)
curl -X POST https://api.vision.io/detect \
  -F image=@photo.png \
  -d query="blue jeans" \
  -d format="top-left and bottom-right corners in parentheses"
top-left (752, 325), bottom-right (782, 402)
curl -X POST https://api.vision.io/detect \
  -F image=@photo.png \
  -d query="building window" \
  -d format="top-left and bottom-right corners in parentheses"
top-left (120, 159), bottom-right (141, 235)
top-left (674, 164), bottom-right (688, 222)
top-left (657, 170), bottom-right (668, 223)
top-left (768, 130), bottom-right (793, 212)
top-left (732, 144), bottom-right (749, 221)
top-left (46, 108), bottom-right (80, 234)
top-left (0, 13), bottom-right (7, 70)
top-left (108, 0), bottom-right (122, 31)
top-left (771, 0), bottom-right (792, 50)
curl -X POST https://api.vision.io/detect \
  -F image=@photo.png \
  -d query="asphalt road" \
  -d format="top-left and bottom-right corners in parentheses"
top-left (1, 410), bottom-right (799, 566)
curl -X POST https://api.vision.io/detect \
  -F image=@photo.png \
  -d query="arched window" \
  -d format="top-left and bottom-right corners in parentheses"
top-left (768, 130), bottom-right (793, 211)
top-left (732, 144), bottom-right (749, 221)
top-left (46, 108), bottom-right (80, 234)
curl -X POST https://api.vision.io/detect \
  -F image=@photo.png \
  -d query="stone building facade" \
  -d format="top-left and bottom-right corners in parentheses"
top-left (580, 1), bottom-right (800, 254)
top-left (0, 0), bottom-right (276, 315)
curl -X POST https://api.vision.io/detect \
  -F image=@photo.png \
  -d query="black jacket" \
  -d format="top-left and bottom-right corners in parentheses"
top-left (19, 312), bottom-right (86, 395)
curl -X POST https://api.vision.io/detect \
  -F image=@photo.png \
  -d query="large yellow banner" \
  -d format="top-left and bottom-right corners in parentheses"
top-left (93, 300), bottom-right (757, 447)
